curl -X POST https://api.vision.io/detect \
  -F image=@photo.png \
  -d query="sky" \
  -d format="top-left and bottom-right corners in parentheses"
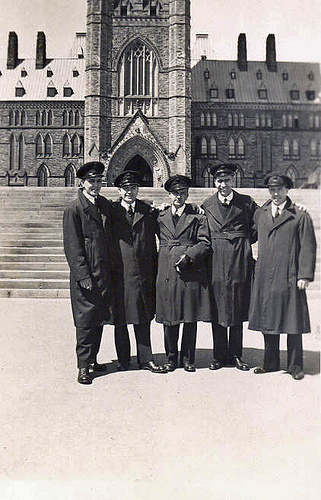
top-left (0, 0), bottom-right (320, 63)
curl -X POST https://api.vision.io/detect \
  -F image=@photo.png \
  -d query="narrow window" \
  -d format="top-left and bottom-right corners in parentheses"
top-left (258, 89), bottom-right (267, 99)
top-left (228, 113), bottom-right (232, 127)
top-left (44, 134), bottom-right (52, 156)
top-left (200, 113), bottom-right (205, 127)
top-left (212, 113), bottom-right (217, 127)
top-left (292, 139), bottom-right (299, 157)
top-left (35, 135), bottom-right (44, 157)
top-left (310, 140), bottom-right (317, 157)
top-left (210, 137), bottom-right (217, 156)
top-left (63, 134), bottom-right (71, 157)
top-left (228, 137), bottom-right (236, 158)
top-left (201, 136), bottom-right (208, 155)
top-left (283, 139), bottom-right (290, 157)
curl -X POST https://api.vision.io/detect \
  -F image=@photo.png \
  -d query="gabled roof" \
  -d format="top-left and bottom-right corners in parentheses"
top-left (192, 59), bottom-right (321, 104)
top-left (0, 58), bottom-right (85, 101)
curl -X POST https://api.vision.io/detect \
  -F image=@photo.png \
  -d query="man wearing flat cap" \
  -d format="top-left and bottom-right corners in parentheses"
top-left (111, 170), bottom-right (166, 373)
top-left (63, 161), bottom-right (117, 384)
top-left (248, 173), bottom-right (316, 380)
top-left (202, 163), bottom-right (258, 371)
top-left (155, 175), bottom-right (212, 372)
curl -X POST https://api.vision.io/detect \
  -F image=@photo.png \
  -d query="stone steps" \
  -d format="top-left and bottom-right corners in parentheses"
top-left (0, 187), bottom-right (319, 298)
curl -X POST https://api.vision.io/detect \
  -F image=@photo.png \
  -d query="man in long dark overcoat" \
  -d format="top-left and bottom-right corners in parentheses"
top-left (202, 163), bottom-right (258, 371)
top-left (63, 161), bottom-right (117, 384)
top-left (156, 175), bottom-right (213, 372)
top-left (111, 170), bottom-right (166, 373)
top-left (249, 173), bottom-right (316, 380)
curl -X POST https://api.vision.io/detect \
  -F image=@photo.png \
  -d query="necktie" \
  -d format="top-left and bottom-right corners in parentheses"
top-left (127, 204), bottom-right (134, 224)
top-left (223, 198), bottom-right (229, 206)
top-left (94, 197), bottom-right (101, 218)
top-left (274, 207), bottom-right (280, 220)
top-left (173, 210), bottom-right (179, 227)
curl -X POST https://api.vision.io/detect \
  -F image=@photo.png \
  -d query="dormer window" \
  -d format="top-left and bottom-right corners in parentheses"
top-left (258, 89), bottom-right (267, 99)
top-left (63, 86), bottom-right (74, 97)
top-left (226, 88), bottom-right (235, 99)
top-left (306, 90), bottom-right (315, 101)
top-left (72, 68), bottom-right (79, 77)
top-left (209, 88), bottom-right (218, 99)
top-left (290, 90), bottom-right (300, 100)
top-left (15, 81), bottom-right (25, 97)
top-left (308, 71), bottom-right (314, 81)
top-left (21, 68), bottom-right (27, 77)
top-left (282, 72), bottom-right (288, 81)
top-left (47, 68), bottom-right (53, 77)
top-left (230, 71), bottom-right (236, 80)
top-left (47, 81), bottom-right (57, 97)
top-left (204, 69), bottom-right (210, 80)
top-left (256, 70), bottom-right (262, 80)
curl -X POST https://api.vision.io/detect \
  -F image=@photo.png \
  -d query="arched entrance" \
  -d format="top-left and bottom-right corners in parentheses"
top-left (124, 155), bottom-right (153, 186)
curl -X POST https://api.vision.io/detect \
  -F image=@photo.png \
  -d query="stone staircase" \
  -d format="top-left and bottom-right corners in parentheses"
top-left (0, 187), bottom-right (319, 298)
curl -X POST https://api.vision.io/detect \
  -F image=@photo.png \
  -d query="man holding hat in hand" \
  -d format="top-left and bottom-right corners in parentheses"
top-left (249, 173), bottom-right (316, 380)
top-left (202, 163), bottom-right (258, 372)
top-left (63, 161), bottom-right (117, 384)
top-left (156, 175), bottom-right (212, 372)
top-left (111, 170), bottom-right (166, 373)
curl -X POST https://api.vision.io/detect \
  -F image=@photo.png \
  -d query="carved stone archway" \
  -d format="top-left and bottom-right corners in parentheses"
top-left (106, 135), bottom-right (169, 187)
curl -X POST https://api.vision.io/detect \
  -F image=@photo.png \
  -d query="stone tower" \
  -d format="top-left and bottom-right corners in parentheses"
top-left (85, 0), bottom-right (191, 186)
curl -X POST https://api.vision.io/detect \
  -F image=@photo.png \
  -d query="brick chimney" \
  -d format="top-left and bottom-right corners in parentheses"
top-left (7, 32), bottom-right (18, 69)
top-left (266, 34), bottom-right (277, 72)
top-left (237, 33), bottom-right (248, 71)
top-left (36, 32), bottom-right (47, 69)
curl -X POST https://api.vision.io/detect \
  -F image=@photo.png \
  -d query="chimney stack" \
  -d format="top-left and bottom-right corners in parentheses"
top-left (266, 34), bottom-right (277, 72)
top-left (7, 32), bottom-right (18, 69)
top-left (237, 33), bottom-right (248, 71)
top-left (36, 32), bottom-right (47, 69)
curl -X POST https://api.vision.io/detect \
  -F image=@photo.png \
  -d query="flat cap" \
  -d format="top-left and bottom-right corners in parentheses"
top-left (210, 163), bottom-right (238, 177)
top-left (76, 161), bottom-right (104, 179)
top-left (264, 172), bottom-right (293, 189)
top-left (114, 170), bottom-right (141, 188)
top-left (164, 175), bottom-right (192, 192)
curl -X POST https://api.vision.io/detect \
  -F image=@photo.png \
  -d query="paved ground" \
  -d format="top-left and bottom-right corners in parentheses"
top-left (0, 296), bottom-right (320, 500)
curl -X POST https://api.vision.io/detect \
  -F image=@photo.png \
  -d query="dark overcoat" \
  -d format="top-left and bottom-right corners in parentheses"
top-left (111, 199), bottom-right (158, 325)
top-left (155, 204), bottom-right (213, 326)
top-left (202, 190), bottom-right (258, 327)
top-left (63, 189), bottom-right (116, 328)
top-left (248, 197), bottom-right (316, 334)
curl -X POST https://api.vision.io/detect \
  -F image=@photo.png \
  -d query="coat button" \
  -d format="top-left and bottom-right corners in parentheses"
top-left (165, 278), bottom-right (169, 282)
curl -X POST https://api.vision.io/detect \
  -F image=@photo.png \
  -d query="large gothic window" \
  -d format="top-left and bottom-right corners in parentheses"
top-left (118, 40), bottom-right (159, 116)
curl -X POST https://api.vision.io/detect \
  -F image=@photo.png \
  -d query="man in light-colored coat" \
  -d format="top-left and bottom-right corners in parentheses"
top-left (248, 173), bottom-right (316, 380)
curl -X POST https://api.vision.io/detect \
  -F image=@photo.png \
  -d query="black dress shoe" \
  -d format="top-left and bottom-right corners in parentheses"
top-left (164, 361), bottom-right (176, 372)
top-left (78, 367), bottom-right (91, 384)
top-left (139, 360), bottom-right (167, 373)
top-left (231, 356), bottom-right (250, 371)
top-left (254, 366), bottom-right (267, 374)
top-left (292, 369), bottom-right (304, 380)
top-left (182, 362), bottom-right (196, 372)
top-left (89, 362), bottom-right (108, 373)
top-left (209, 359), bottom-right (224, 370)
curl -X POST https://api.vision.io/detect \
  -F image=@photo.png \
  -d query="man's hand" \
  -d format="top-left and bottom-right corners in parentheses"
top-left (297, 279), bottom-right (310, 290)
top-left (155, 202), bottom-right (170, 211)
top-left (174, 254), bottom-right (190, 274)
top-left (294, 203), bottom-right (307, 212)
top-left (79, 277), bottom-right (93, 290)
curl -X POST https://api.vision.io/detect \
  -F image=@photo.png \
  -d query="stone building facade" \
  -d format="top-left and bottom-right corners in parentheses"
top-left (0, 2), bottom-right (320, 187)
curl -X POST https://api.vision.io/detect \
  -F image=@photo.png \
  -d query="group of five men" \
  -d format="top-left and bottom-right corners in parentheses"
top-left (63, 161), bottom-right (316, 384)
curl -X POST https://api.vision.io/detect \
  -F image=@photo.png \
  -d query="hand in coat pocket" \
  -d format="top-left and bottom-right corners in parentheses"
top-left (174, 254), bottom-right (191, 275)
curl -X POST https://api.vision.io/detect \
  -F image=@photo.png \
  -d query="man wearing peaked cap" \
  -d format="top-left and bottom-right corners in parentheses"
top-left (155, 174), bottom-right (212, 372)
top-left (164, 174), bottom-right (192, 192)
top-left (263, 172), bottom-right (293, 189)
top-left (76, 161), bottom-right (105, 179)
top-left (111, 167), bottom-right (166, 374)
top-left (114, 169), bottom-right (142, 188)
top-left (63, 160), bottom-right (118, 384)
top-left (249, 172), bottom-right (316, 380)
top-left (202, 163), bottom-right (259, 372)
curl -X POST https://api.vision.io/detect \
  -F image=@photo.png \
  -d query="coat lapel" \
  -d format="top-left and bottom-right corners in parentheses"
top-left (205, 194), bottom-right (225, 227)
top-left (159, 207), bottom-right (176, 236)
top-left (262, 198), bottom-right (295, 233)
top-left (78, 189), bottom-right (102, 224)
top-left (132, 199), bottom-right (149, 227)
top-left (175, 205), bottom-right (196, 238)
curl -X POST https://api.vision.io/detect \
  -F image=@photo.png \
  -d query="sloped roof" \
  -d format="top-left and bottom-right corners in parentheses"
top-left (192, 59), bottom-right (321, 105)
top-left (0, 58), bottom-right (85, 101)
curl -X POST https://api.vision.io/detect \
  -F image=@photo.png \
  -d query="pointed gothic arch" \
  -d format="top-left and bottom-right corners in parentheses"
top-left (37, 164), bottom-right (50, 187)
top-left (64, 163), bottom-right (77, 187)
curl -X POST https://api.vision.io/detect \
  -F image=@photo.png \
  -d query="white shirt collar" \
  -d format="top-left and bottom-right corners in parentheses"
top-left (171, 204), bottom-right (186, 217)
top-left (82, 189), bottom-right (96, 205)
top-left (271, 199), bottom-right (287, 216)
top-left (218, 191), bottom-right (234, 205)
top-left (121, 199), bottom-right (136, 212)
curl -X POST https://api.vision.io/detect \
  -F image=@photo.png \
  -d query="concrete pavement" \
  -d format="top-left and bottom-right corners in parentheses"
top-left (0, 296), bottom-right (320, 500)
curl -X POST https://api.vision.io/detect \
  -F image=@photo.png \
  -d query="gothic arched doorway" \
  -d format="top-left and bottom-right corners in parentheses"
top-left (124, 155), bottom-right (153, 186)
